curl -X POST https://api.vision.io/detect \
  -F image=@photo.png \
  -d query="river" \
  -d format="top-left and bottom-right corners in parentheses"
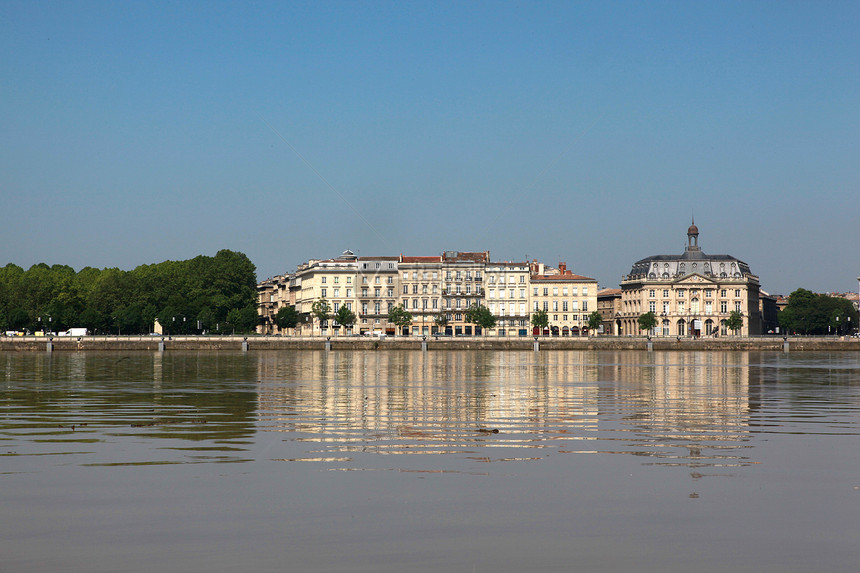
top-left (2, 350), bottom-right (859, 572)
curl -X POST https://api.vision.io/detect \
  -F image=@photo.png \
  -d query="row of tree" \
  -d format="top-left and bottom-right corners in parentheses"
top-left (778, 288), bottom-right (858, 335)
top-left (0, 250), bottom-right (259, 335)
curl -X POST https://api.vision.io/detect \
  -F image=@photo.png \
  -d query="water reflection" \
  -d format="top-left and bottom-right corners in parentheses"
top-left (255, 350), bottom-right (762, 472)
top-left (0, 352), bottom-right (258, 468)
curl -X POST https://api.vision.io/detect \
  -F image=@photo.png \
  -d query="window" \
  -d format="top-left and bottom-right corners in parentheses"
top-left (721, 289), bottom-right (727, 298)
top-left (543, 288), bottom-right (549, 296)
top-left (678, 301), bottom-right (685, 313)
top-left (534, 302), bottom-right (539, 311)
top-left (735, 290), bottom-right (741, 298)
top-left (489, 276), bottom-right (496, 284)
top-left (663, 302), bottom-right (670, 314)
top-left (563, 287), bottom-right (569, 296)
top-left (374, 302), bottom-right (381, 314)
top-left (334, 277), bottom-right (339, 284)
top-left (678, 290), bottom-right (685, 298)
top-left (403, 272), bottom-right (408, 279)
top-left (321, 288), bottom-right (327, 297)
top-left (375, 288), bottom-right (381, 297)
top-left (663, 290), bottom-right (669, 298)
top-left (412, 284), bottom-right (418, 294)
top-left (735, 301), bottom-right (742, 312)
top-left (422, 272), bottom-right (428, 280)
top-left (649, 290), bottom-right (656, 298)
top-left (705, 301), bottom-right (712, 314)
top-left (375, 277), bottom-right (380, 284)
top-left (553, 301), bottom-right (558, 312)
top-left (362, 288), bottom-right (368, 297)
top-left (649, 301), bottom-right (656, 313)
top-left (721, 301), bottom-right (728, 313)
top-left (582, 287), bottom-right (588, 296)
top-left (543, 301), bottom-right (549, 311)
top-left (533, 287), bottom-right (538, 296)
top-left (582, 301), bottom-right (588, 311)
top-left (572, 287), bottom-right (578, 296)
top-left (432, 299), bottom-right (438, 309)
top-left (705, 289), bottom-right (713, 298)
top-left (346, 302), bottom-right (352, 311)
top-left (346, 289), bottom-right (352, 297)
top-left (403, 285), bottom-right (408, 294)
top-left (362, 303), bottom-right (368, 314)
top-left (563, 301), bottom-right (569, 312)
top-left (412, 299), bottom-right (418, 309)
top-left (432, 272), bottom-right (438, 279)
top-left (362, 277), bottom-right (368, 284)
top-left (519, 289), bottom-right (525, 298)
top-left (553, 287), bottom-right (559, 296)
top-left (572, 301), bottom-right (579, 311)
top-left (321, 277), bottom-right (327, 284)
top-left (422, 284), bottom-right (428, 294)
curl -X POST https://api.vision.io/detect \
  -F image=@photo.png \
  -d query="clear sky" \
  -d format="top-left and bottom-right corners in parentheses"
top-left (2, 1), bottom-right (858, 295)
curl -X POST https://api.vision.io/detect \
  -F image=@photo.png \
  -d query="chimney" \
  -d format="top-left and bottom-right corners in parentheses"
top-left (559, 262), bottom-right (567, 274)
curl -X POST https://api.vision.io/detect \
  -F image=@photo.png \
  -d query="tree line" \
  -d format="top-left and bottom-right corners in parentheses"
top-left (0, 250), bottom-right (259, 335)
top-left (778, 288), bottom-right (858, 335)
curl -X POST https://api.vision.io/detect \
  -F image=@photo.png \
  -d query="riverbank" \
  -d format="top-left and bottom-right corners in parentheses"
top-left (2, 334), bottom-right (859, 352)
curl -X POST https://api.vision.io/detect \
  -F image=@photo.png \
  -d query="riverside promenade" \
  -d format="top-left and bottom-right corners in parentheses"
top-left (2, 334), bottom-right (859, 352)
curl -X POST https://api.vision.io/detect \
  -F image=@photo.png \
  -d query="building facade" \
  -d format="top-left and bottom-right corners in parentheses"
top-left (530, 262), bottom-right (598, 336)
top-left (483, 261), bottom-right (531, 336)
top-left (619, 222), bottom-right (762, 337)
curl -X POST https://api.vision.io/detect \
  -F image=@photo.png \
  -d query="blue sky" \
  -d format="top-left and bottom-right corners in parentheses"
top-left (2, 1), bottom-right (858, 295)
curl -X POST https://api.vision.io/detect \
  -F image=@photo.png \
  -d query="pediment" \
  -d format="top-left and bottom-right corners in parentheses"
top-left (674, 273), bottom-right (713, 285)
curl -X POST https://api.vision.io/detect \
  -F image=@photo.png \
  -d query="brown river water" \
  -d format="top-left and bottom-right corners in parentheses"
top-left (2, 350), bottom-right (859, 572)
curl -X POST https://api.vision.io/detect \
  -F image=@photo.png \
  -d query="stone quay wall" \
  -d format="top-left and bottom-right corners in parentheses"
top-left (2, 335), bottom-right (859, 352)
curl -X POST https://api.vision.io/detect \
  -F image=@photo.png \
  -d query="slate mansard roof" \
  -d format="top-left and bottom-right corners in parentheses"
top-left (625, 224), bottom-right (755, 281)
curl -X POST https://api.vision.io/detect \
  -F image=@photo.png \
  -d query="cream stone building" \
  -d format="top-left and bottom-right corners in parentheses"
top-left (619, 222), bottom-right (762, 337)
top-left (483, 261), bottom-right (531, 336)
top-left (530, 262), bottom-right (598, 336)
top-left (356, 256), bottom-right (400, 335)
top-left (259, 249), bottom-right (601, 337)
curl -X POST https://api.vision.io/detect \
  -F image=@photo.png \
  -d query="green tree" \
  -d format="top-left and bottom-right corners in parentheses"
top-left (464, 304), bottom-right (496, 334)
top-left (334, 305), bottom-right (357, 334)
top-left (586, 310), bottom-right (603, 335)
top-left (388, 304), bottom-right (413, 335)
top-left (779, 288), bottom-right (859, 335)
top-left (311, 298), bottom-right (332, 334)
top-left (724, 310), bottom-right (744, 335)
top-left (434, 313), bottom-right (449, 335)
top-left (638, 311), bottom-right (658, 335)
top-left (275, 305), bottom-right (301, 331)
top-left (531, 309), bottom-right (549, 333)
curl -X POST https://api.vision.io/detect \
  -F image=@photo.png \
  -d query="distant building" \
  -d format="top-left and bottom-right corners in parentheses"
top-left (530, 262), bottom-right (598, 336)
top-left (483, 261), bottom-right (531, 336)
top-left (619, 221), bottom-right (762, 337)
top-left (597, 288), bottom-right (622, 335)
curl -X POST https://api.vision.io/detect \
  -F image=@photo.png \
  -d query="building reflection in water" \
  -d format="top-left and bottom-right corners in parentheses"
top-left (256, 350), bottom-right (757, 471)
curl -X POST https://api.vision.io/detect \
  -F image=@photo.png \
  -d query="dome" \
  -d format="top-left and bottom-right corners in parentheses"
top-left (687, 223), bottom-right (699, 236)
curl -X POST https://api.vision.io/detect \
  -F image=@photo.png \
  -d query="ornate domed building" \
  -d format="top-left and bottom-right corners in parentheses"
top-left (618, 221), bottom-right (761, 337)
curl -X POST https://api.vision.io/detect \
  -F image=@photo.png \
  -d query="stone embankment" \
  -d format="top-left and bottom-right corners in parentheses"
top-left (2, 335), bottom-right (859, 352)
